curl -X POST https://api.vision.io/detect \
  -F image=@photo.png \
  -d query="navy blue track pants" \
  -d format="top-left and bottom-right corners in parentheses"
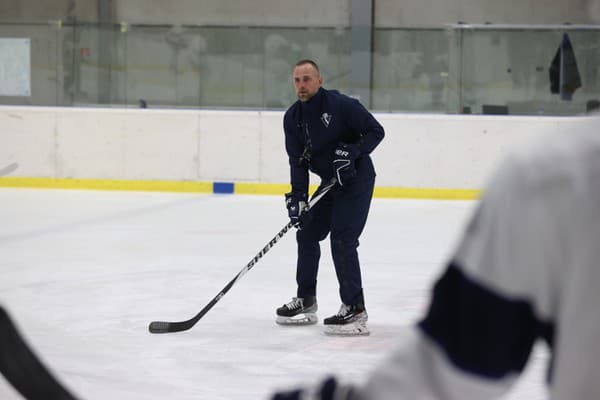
top-left (295, 176), bottom-right (374, 306)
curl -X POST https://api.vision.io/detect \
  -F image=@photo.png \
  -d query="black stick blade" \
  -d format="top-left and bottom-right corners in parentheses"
top-left (149, 319), bottom-right (195, 334)
top-left (148, 321), bottom-right (171, 333)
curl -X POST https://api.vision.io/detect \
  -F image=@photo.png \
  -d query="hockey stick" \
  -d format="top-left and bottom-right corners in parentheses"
top-left (0, 162), bottom-right (18, 177)
top-left (148, 178), bottom-right (338, 334)
top-left (0, 306), bottom-right (79, 399)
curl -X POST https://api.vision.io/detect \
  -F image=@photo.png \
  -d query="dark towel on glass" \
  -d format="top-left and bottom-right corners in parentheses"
top-left (549, 33), bottom-right (582, 101)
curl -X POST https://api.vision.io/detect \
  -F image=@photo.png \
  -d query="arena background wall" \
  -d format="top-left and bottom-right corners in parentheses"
top-left (0, 106), bottom-right (589, 199)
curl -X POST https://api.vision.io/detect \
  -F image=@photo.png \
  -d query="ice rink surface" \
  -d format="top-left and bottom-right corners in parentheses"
top-left (0, 188), bottom-right (548, 399)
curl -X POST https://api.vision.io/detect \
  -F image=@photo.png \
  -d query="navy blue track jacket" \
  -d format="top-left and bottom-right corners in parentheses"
top-left (284, 87), bottom-right (385, 194)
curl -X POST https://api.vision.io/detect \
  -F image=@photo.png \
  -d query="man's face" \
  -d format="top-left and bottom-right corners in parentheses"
top-left (293, 63), bottom-right (323, 102)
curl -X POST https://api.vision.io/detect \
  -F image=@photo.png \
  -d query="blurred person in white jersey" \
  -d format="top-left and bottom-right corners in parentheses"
top-left (272, 103), bottom-right (600, 400)
top-left (271, 3), bottom-right (600, 395)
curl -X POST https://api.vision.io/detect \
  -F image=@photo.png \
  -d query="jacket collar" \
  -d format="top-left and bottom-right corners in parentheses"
top-left (300, 87), bottom-right (325, 114)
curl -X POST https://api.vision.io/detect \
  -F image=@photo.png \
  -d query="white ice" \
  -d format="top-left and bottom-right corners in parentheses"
top-left (0, 188), bottom-right (548, 399)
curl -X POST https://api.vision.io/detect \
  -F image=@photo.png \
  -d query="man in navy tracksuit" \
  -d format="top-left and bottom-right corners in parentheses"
top-left (275, 59), bottom-right (384, 336)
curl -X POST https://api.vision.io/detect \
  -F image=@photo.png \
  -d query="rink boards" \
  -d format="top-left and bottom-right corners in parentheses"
top-left (0, 106), bottom-right (590, 199)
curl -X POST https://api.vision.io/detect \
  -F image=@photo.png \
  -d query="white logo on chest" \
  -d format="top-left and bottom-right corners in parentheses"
top-left (320, 113), bottom-right (332, 128)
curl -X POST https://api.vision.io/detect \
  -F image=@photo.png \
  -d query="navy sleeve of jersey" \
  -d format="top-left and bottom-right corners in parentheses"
top-left (343, 98), bottom-right (385, 155)
top-left (283, 111), bottom-right (309, 194)
top-left (418, 262), bottom-right (545, 380)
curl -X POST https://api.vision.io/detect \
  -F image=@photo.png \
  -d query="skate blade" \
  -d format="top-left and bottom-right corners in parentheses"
top-left (324, 322), bottom-right (370, 336)
top-left (276, 313), bottom-right (318, 326)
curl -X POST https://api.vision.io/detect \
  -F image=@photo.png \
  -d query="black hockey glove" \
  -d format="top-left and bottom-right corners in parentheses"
top-left (272, 376), bottom-right (356, 400)
top-left (285, 191), bottom-right (309, 229)
top-left (332, 142), bottom-right (360, 186)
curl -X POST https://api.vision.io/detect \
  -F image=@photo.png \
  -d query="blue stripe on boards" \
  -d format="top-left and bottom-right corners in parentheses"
top-left (213, 182), bottom-right (234, 194)
top-left (418, 262), bottom-right (554, 380)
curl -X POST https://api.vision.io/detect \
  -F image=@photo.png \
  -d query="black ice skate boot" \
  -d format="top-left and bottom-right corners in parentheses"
top-left (323, 303), bottom-right (369, 336)
top-left (276, 296), bottom-right (318, 325)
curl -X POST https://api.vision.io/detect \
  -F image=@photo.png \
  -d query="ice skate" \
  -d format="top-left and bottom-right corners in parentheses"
top-left (323, 303), bottom-right (369, 336)
top-left (276, 296), bottom-right (318, 325)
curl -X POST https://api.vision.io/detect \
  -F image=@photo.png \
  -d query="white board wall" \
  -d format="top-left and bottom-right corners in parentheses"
top-left (0, 106), bottom-right (588, 190)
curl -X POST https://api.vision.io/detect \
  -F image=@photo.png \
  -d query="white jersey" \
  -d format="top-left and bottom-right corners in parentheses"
top-left (357, 116), bottom-right (600, 400)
